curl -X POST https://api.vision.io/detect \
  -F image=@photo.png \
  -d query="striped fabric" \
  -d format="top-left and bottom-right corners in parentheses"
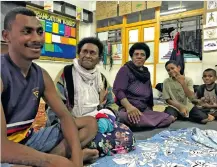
top-left (1, 54), bottom-right (45, 143)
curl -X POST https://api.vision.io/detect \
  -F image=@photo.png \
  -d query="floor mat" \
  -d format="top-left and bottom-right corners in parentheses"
top-left (133, 120), bottom-right (217, 140)
top-left (86, 128), bottom-right (217, 167)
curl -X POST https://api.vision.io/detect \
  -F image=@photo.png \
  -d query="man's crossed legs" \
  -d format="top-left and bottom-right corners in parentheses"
top-left (2, 116), bottom-right (98, 167)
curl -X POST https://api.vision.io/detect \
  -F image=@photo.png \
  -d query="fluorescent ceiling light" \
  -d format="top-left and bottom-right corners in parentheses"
top-left (160, 8), bottom-right (187, 16)
top-left (168, 6), bottom-right (185, 10)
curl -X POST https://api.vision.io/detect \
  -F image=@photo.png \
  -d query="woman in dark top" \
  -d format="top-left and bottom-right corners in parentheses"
top-left (113, 42), bottom-right (174, 128)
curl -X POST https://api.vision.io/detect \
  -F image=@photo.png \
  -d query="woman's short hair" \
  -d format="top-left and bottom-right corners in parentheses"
top-left (129, 42), bottom-right (150, 59)
top-left (77, 37), bottom-right (104, 58)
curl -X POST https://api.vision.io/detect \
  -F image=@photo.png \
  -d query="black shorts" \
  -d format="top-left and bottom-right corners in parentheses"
top-left (164, 106), bottom-right (208, 123)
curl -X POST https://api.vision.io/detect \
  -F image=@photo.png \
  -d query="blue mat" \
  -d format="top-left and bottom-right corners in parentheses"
top-left (86, 128), bottom-right (217, 167)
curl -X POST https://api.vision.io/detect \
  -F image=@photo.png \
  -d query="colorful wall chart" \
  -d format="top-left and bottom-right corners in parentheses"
top-left (27, 6), bottom-right (77, 61)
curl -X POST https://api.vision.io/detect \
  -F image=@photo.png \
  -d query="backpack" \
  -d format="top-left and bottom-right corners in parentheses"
top-left (63, 64), bottom-right (107, 107)
top-left (196, 83), bottom-right (217, 99)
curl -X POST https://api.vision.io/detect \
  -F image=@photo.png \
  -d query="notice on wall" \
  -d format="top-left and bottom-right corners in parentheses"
top-left (106, 1), bottom-right (118, 18)
top-left (96, 2), bottom-right (107, 20)
top-left (132, 1), bottom-right (146, 13)
top-left (206, 12), bottom-right (217, 28)
top-left (204, 28), bottom-right (217, 39)
top-left (119, 1), bottom-right (132, 16)
top-left (76, 7), bottom-right (83, 21)
top-left (204, 40), bottom-right (217, 51)
top-left (147, 1), bottom-right (162, 9)
top-left (108, 29), bottom-right (121, 43)
top-left (112, 43), bottom-right (123, 65)
top-left (207, 0), bottom-right (217, 10)
top-left (159, 42), bottom-right (172, 63)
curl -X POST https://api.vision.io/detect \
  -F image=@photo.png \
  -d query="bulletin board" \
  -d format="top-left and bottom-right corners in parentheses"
top-left (106, 1), bottom-right (118, 18)
top-left (119, 1), bottom-right (132, 16)
top-left (132, 1), bottom-right (146, 13)
top-left (27, 6), bottom-right (77, 62)
top-left (147, 1), bottom-right (162, 9)
top-left (96, 2), bottom-right (107, 20)
top-left (203, 1), bottom-right (217, 52)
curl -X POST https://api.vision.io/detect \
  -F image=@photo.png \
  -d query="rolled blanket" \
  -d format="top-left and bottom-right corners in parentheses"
top-left (96, 109), bottom-right (116, 133)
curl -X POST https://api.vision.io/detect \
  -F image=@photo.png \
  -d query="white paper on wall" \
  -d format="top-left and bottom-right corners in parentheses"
top-left (204, 28), bottom-right (217, 39)
top-left (203, 40), bottom-right (217, 51)
top-left (112, 43), bottom-right (123, 65)
top-left (207, 0), bottom-right (217, 10)
top-left (206, 12), bottom-right (217, 28)
top-left (159, 42), bottom-right (172, 63)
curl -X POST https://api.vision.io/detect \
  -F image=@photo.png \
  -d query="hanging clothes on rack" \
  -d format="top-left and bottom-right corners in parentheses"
top-left (160, 27), bottom-right (175, 42)
top-left (170, 32), bottom-right (185, 75)
top-left (179, 29), bottom-right (202, 60)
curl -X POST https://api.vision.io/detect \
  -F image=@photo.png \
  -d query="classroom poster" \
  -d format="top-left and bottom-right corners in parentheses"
top-left (206, 12), bottom-right (217, 27)
top-left (159, 42), bottom-right (173, 63)
top-left (112, 44), bottom-right (122, 65)
top-left (207, 0), bottom-right (217, 10)
top-left (112, 44), bottom-right (122, 60)
top-left (27, 6), bottom-right (77, 62)
top-left (204, 28), bottom-right (217, 39)
top-left (204, 40), bottom-right (217, 51)
top-left (76, 7), bottom-right (83, 21)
